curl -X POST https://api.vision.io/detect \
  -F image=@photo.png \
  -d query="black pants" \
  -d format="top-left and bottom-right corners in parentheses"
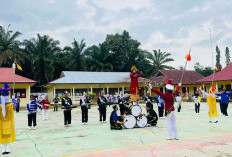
top-left (178, 105), bottom-right (181, 112)
top-left (221, 103), bottom-right (228, 116)
top-left (147, 117), bottom-right (158, 126)
top-left (16, 105), bottom-right (20, 112)
top-left (81, 106), bottom-right (88, 123)
top-left (64, 110), bottom-right (72, 125)
top-left (158, 106), bottom-right (164, 117)
top-left (28, 113), bottom-right (37, 126)
top-left (54, 105), bottom-right (58, 111)
top-left (195, 103), bottom-right (200, 113)
top-left (119, 104), bottom-right (126, 116)
top-left (99, 107), bottom-right (106, 122)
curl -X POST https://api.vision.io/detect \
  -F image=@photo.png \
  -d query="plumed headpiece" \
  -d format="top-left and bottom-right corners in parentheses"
top-left (165, 80), bottom-right (174, 90)
top-left (131, 65), bottom-right (138, 72)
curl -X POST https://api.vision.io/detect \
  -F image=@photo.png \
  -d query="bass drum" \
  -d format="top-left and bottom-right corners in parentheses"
top-left (123, 115), bottom-right (136, 129)
top-left (136, 116), bottom-right (147, 128)
top-left (129, 105), bottom-right (142, 117)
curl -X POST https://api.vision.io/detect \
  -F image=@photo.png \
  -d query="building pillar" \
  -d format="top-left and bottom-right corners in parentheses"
top-left (53, 86), bottom-right (56, 97)
top-left (107, 86), bottom-right (109, 95)
top-left (122, 85), bottom-right (125, 96)
top-left (91, 86), bottom-right (93, 93)
top-left (118, 87), bottom-right (119, 94)
top-left (28, 85), bottom-right (31, 99)
top-left (73, 86), bottom-right (75, 101)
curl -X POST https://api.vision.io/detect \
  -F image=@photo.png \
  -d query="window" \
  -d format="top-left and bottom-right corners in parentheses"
top-left (160, 88), bottom-right (163, 93)
top-left (194, 87), bottom-right (197, 93)
top-left (12, 89), bottom-right (26, 98)
top-left (182, 87), bottom-right (186, 93)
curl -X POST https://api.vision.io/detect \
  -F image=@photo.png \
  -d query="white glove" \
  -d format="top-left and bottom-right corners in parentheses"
top-left (12, 95), bottom-right (15, 99)
top-left (148, 83), bottom-right (152, 90)
top-left (178, 83), bottom-right (182, 86)
top-left (199, 86), bottom-right (202, 91)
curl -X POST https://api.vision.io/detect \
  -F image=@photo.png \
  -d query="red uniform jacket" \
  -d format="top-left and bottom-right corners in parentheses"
top-left (40, 99), bottom-right (50, 109)
top-left (151, 86), bottom-right (180, 111)
top-left (130, 73), bottom-right (142, 95)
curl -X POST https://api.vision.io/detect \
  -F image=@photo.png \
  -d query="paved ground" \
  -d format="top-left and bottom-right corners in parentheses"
top-left (6, 102), bottom-right (232, 157)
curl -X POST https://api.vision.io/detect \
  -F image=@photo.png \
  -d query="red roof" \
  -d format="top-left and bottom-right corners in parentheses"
top-left (151, 70), bottom-right (204, 86)
top-left (197, 63), bottom-right (232, 83)
top-left (0, 68), bottom-right (37, 83)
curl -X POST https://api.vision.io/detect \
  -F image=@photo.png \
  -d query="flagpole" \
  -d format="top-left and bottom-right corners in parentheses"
top-left (180, 48), bottom-right (191, 83)
top-left (13, 61), bottom-right (16, 98)
top-left (209, 28), bottom-right (215, 85)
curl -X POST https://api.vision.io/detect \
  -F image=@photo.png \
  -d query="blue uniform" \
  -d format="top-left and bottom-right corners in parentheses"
top-left (216, 92), bottom-right (232, 104)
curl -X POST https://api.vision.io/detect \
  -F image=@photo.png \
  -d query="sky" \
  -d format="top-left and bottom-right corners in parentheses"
top-left (1, 0), bottom-right (232, 70)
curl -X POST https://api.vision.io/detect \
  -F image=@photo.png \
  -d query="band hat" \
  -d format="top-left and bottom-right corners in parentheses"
top-left (165, 80), bottom-right (174, 90)
top-left (131, 65), bottom-right (138, 71)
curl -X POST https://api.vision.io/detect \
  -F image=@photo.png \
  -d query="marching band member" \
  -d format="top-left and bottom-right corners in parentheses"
top-left (110, 105), bottom-right (124, 130)
top-left (0, 83), bottom-right (18, 155)
top-left (142, 103), bottom-right (158, 126)
top-left (15, 96), bottom-right (20, 113)
top-left (200, 85), bottom-right (218, 123)
top-left (39, 96), bottom-right (50, 121)
top-left (62, 92), bottom-right (73, 127)
top-left (193, 91), bottom-right (201, 115)
top-left (157, 96), bottom-right (164, 118)
top-left (81, 92), bottom-right (89, 124)
top-left (145, 92), bottom-right (153, 109)
top-left (53, 94), bottom-right (59, 112)
top-left (216, 89), bottom-right (232, 117)
top-left (97, 91), bottom-right (107, 123)
top-left (130, 66), bottom-right (142, 101)
top-left (176, 93), bottom-right (182, 112)
top-left (149, 80), bottom-right (181, 140)
top-left (27, 95), bottom-right (38, 130)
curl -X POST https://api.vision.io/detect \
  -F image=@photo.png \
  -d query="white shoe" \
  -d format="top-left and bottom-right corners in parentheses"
top-left (64, 125), bottom-right (68, 127)
top-left (100, 121), bottom-right (103, 124)
top-left (103, 121), bottom-right (107, 123)
top-left (29, 127), bottom-right (32, 130)
top-left (82, 123), bottom-right (85, 125)
top-left (146, 124), bottom-right (151, 127)
top-left (68, 124), bottom-right (71, 127)
top-left (33, 127), bottom-right (37, 130)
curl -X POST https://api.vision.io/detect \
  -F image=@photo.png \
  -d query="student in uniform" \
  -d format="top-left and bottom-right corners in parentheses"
top-left (53, 94), bottom-right (59, 112)
top-left (62, 92), bottom-right (73, 127)
top-left (157, 96), bottom-right (164, 118)
top-left (142, 103), bottom-right (158, 126)
top-left (110, 105), bottom-right (124, 130)
top-left (39, 96), bottom-right (50, 121)
top-left (16, 96), bottom-right (20, 113)
top-left (97, 91), bottom-right (107, 123)
top-left (149, 80), bottom-right (181, 140)
top-left (27, 95), bottom-right (38, 130)
top-left (216, 89), bottom-right (232, 117)
top-left (145, 92), bottom-right (153, 109)
top-left (176, 93), bottom-right (182, 112)
top-left (193, 91), bottom-right (201, 115)
top-left (81, 92), bottom-right (89, 124)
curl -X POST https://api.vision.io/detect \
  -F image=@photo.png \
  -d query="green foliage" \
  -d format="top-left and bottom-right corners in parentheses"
top-left (216, 46), bottom-right (222, 70)
top-left (194, 62), bottom-right (214, 77)
top-left (225, 47), bottom-right (231, 66)
top-left (89, 93), bottom-right (96, 100)
top-left (59, 96), bottom-right (65, 101)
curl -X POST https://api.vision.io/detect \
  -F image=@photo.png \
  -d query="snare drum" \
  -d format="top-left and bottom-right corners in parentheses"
top-left (129, 105), bottom-right (142, 117)
top-left (136, 116), bottom-right (148, 128)
top-left (123, 115), bottom-right (136, 129)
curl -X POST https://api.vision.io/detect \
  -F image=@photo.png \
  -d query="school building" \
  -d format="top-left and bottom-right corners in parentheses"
top-left (0, 68), bottom-right (37, 105)
top-left (196, 63), bottom-right (232, 92)
top-left (46, 71), bottom-right (146, 103)
top-left (150, 70), bottom-right (204, 99)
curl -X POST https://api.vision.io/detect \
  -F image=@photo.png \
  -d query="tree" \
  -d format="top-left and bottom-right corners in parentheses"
top-left (194, 62), bottom-right (214, 77)
top-left (216, 46), bottom-right (222, 70)
top-left (84, 44), bottom-right (113, 72)
top-left (102, 30), bottom-right (141, 71)
top-left (23, 34), bottom-right (61, 85)
top-left (148, 49), bottom-right (174, 75)
top-left (63, 39), bottom-right (86, 71)
top-left (0, 25), bottom-right (27, 66)
top-left (225, 47), bottom-right (231, 66)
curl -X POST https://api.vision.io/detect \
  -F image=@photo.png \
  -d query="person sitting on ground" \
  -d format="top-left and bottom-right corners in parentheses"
top-left (142, 103), bottom-right (158, 126)
top-left (110, 105), bottom-right (124, 130)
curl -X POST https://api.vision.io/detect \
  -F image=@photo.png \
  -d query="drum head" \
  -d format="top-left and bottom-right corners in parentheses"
top-left (136, 116), bottom-right (148, 128)
top-left (123, 115), bottom-right (136, 129)
top-left (130, 105), bottom-right (142, 117)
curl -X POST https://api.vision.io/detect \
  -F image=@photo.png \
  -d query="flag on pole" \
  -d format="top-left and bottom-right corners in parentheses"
top-left (17, 64), bottom-right (22, 71)
top-left (216, 67), bottom-right (220, 71)
top-left (185, 54), bottom-right (191, 61)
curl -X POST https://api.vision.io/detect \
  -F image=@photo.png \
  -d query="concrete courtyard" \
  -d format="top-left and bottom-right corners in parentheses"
top-left (8, 102), bottom-right (232, 157)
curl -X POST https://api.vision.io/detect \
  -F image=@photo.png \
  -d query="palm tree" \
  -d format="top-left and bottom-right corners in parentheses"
top-left (0, 25), bottom-right (26, 66)
top-left (63, 39), bottom-right (86, 71)
top-left (148, 49), bottom-right (174, 75)
top-left (23, 34), bottom-right (61, 84)
top-left (84, 44), bottom-right (113, 72)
